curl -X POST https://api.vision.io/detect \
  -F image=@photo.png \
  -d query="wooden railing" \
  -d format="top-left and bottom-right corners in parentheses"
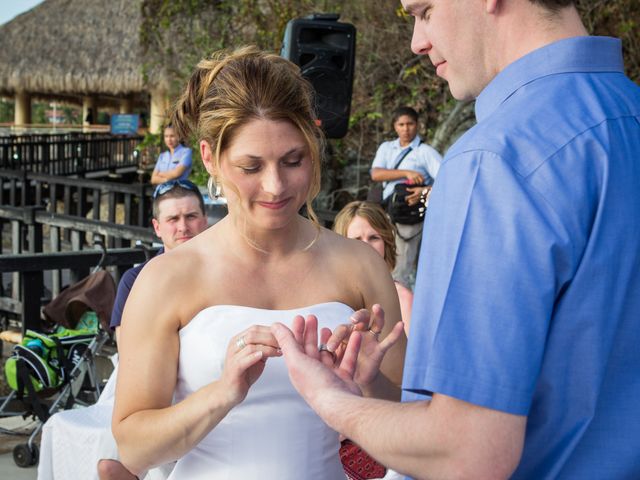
top-left (0, 247), bottom-right (159, 334)
top-left (0, 203), bottom-right (156, 268)
top-left (0, 132), bottom-right (142, 176)
top-left (1, 169), bottom-right (155, 231)
top-left (0, 202), bottom-right (159, 333)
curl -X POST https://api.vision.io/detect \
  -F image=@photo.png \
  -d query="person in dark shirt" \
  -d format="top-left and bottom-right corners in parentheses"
top-left (99, 180), bottom-right (208, 479)
top-left (109, 180), bottom-right (208, 344)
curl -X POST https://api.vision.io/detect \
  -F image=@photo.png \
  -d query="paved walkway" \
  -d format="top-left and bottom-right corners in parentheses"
top-left (0, 451), bottom-right (38, 479)
top-left (0, 415), bottom-right (38, 479)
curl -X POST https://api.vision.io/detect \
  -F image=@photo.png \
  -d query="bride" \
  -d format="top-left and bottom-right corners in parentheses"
top-left (112, 46), bottom-right (406, 479)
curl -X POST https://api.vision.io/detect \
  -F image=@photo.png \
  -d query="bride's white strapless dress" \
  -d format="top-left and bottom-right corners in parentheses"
top-left (166, 302), bottom-right (352, 480)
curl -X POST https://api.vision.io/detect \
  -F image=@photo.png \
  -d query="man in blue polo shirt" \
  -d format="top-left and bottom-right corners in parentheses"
top-left (273, 1), bottom-right (640, 478)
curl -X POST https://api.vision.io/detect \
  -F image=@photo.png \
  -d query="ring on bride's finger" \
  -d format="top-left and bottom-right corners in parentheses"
top-left (236, 336), bottom-right (247, 351)
top-left (318, 344), bottom-right (337, 362)
top-left (367, 328), bottom-right (381, 338)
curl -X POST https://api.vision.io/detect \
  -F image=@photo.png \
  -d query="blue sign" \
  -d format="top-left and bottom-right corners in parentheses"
top-left (110, 114), bottom-right (139, 135)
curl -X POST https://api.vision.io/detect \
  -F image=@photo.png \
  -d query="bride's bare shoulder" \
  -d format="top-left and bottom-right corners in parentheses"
top-left (317, 228), bottom-right (387, 271)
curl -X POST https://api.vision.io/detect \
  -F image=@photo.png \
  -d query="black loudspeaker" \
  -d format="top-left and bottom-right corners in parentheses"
top-left (281, 13), bottom-right (356, 139)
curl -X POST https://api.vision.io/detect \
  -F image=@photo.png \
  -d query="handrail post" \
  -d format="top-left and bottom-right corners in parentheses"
top-left (11, 219), bottom-right (22, 301)
top-left (19, 169), bottom-right (28, 206)
top-left (23, 206), bottom-right (44, 253)
top-left (50, 225), bottom-right (62, 297)
top-left (21, 271), bottom-right (43, 334)
top-left (69, 231), bottom-right (88, 283)
top-left (137, 184), bottom-right (149, 227)
top-left (20, 207), bottom-right (45, 334)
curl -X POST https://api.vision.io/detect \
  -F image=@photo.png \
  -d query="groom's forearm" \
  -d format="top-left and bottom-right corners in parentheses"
top-left (321, 393), bottom-right (433, 477)
top-left (320, 392), bottom-right (524, 480)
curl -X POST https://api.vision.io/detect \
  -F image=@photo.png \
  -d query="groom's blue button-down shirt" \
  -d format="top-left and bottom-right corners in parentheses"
top-left (403, 36), bottom-right (640, 479)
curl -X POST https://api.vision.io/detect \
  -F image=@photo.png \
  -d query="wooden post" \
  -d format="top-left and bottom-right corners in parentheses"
top-left (21, 271), bottom-right (43, 334)
top-left (11, 220), bottom-right (21, 300)
top-left (19, 170), bottom-right (28, 206)
top-left (149, 89), bottom-right (168, 134)
top-left (23, 207), bottom-right (44, 254)
top-left (14, 91), bottom-right (31, 126)
top-left (92, 189), bottom-right (101, 220)
top-left (119, 97), bottom-right (133, 114)
top-left (107, 191), bottom-right (116, 248)
top-left (70, 231), bottom-right (88, 283)
top-left (50, 226), bottom-right (61, 297)
top-left (63, 184), bottom-right (72, 242)
top-left (17, 206), bottom-right (46, 333)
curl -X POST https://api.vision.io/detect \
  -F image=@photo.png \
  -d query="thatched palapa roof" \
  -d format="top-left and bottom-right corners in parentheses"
top-left (0, 0), bottom-right (166, 100)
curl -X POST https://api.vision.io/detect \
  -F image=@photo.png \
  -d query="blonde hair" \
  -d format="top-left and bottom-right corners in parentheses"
top-left (333, 201), bottom-right (397, 271)
top-left (170, 45), bottom-right (324, 225)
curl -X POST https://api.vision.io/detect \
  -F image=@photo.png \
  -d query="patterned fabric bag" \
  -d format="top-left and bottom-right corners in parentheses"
top-left (340, 439), bottom-right (387, 480)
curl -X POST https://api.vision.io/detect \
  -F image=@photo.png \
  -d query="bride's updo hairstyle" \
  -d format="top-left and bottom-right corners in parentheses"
top-left (170, 45), bottom-right (324, 224)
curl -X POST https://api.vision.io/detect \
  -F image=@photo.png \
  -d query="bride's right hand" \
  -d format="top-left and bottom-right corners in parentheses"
top-left (221, 325), bottom-right (282, 405)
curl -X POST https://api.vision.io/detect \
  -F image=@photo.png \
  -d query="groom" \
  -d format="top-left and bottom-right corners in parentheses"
top-left (273, 0), bottom-right (640, 479)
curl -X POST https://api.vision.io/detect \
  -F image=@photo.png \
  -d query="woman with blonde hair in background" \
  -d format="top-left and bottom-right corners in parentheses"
top-left (112, 46), bottom-right (405, 480)
top-left (334, 201), bottom-right (413, 335)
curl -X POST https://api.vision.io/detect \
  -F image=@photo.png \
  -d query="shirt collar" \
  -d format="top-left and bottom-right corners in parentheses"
top-left (394, 135), bottom-right (423, 150)
top-left (475, 36), bottom-right (624, 122)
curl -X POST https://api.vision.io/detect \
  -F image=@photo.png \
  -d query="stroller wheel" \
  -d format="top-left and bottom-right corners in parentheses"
top-left (13, 443), bottom-right (38, 467)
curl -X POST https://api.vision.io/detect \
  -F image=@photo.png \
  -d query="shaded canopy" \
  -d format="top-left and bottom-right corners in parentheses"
top-left (0, 0), bottom-right (167, 101)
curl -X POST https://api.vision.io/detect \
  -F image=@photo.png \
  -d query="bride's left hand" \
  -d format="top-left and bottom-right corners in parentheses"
top-left (290, 314), bottom-right (362, 396)
top-left (324, 304), bottom-right (404, 388)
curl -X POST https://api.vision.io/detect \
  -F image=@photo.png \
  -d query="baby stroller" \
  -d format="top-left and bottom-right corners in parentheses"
top-left (0, 257), bottom-right (115, 467)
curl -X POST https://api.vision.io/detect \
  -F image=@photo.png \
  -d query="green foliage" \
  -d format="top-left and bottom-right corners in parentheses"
top-left (0, 99), bottom-right (14, 123)
top-left (136, 131), bottom-right (163, 152)
top-left (139, 0), bottom-right (640, 205)
top-left (60, 105), bottom-right (81, 124)
top-left (140, 0), bottom-right (228, 97)
top-left (577, 0), bottom-right (639, 81)
top-left (189, 149), bottom-right (209, 186)
top-left (135, 131), bottom-right (163, 172)
top-left (31, 103), bottom-right (48, 124)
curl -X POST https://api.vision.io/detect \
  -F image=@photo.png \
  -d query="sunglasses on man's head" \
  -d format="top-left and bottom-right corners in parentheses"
top-left (153, 180), bottom-right (200, 199)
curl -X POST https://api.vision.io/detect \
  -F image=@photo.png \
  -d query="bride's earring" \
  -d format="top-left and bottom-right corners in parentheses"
top-left (207, 176), bottom-right (223, 199)
top-left (207, 176), bottom-right (215, 199)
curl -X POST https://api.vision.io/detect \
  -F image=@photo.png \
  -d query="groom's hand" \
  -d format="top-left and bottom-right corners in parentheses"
top-left (271, 319), bottom-right (362, 418)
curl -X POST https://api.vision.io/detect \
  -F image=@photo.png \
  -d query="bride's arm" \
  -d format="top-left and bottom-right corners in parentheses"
top-left (112, 257), bottom-right (279, 475)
